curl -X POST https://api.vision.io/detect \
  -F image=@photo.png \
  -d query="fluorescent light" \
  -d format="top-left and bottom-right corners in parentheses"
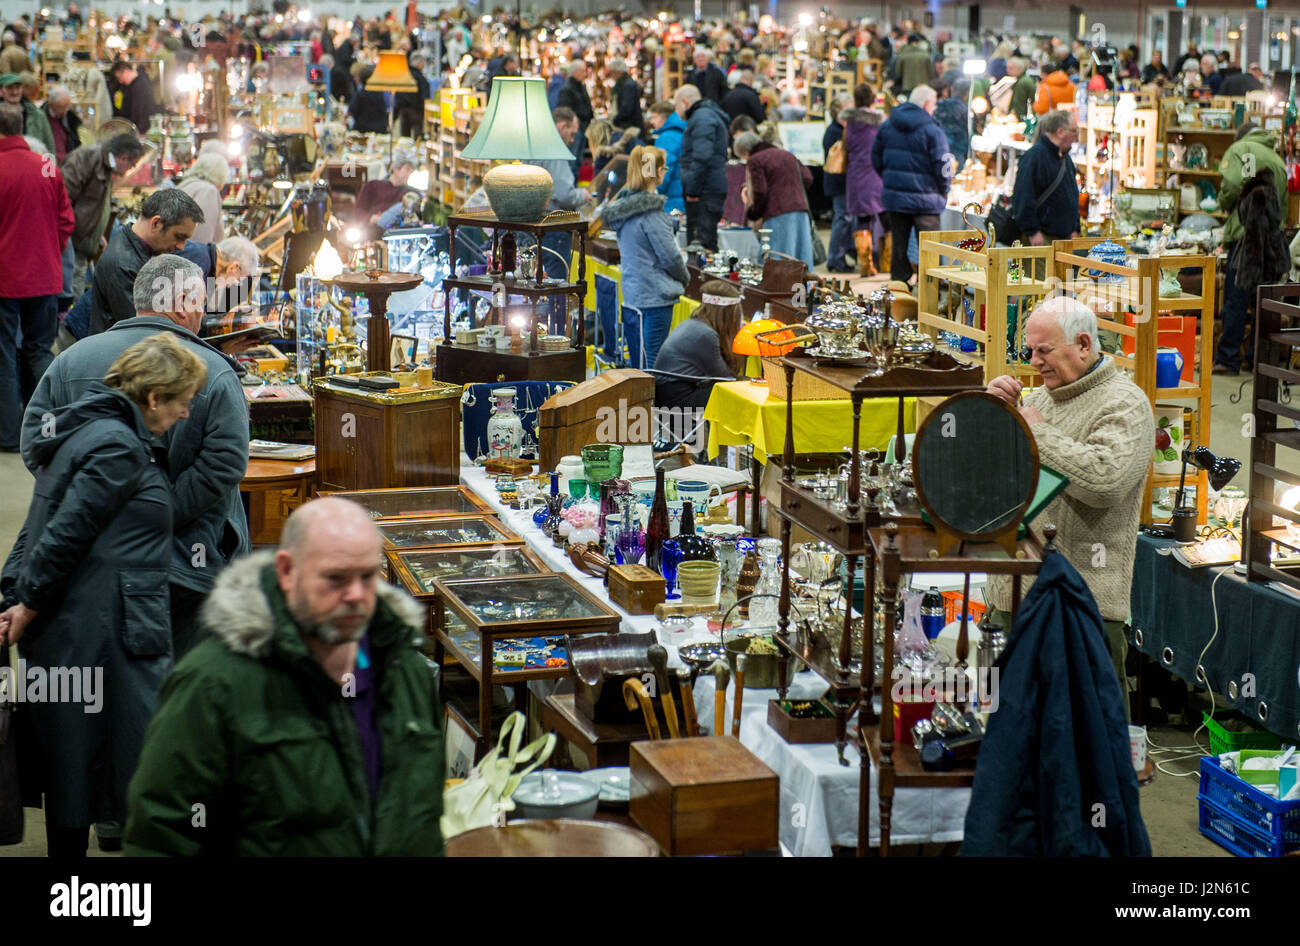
top-left (964, 59), bottom-right (987, 75)
top-left (297, 9), bottom-right (311, 23)
top-left (798, 13), bottom-right (812, 26)
top-left (407, 169), bottom-right (429, 190)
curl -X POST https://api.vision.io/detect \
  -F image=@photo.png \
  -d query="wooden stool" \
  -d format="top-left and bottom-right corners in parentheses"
top-left (240, 457), bottom-right (316, 546)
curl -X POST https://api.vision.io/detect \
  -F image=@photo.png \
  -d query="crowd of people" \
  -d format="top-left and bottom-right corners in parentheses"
top-left (0, 4), bottom-right (1284, 858)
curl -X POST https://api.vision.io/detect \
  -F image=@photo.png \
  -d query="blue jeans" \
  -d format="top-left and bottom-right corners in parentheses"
top-left (766, 210), bottom-right (814, 270)
top-left (623, 303), bottom-right (674, 370)
top-left (827, 194), bottom-right (855, 270)
top-left (1215, 243), bottom-right (1251, 371)
top-left (0, 294), bottom-right (58, 449)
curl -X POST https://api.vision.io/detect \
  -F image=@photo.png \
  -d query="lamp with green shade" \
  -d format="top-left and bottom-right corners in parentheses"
top-left (460, 76), bottom-right (577, 223)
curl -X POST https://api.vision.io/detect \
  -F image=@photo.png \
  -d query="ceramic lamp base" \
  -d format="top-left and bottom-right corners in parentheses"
top-left (483, 162), bottom-right (554, 223)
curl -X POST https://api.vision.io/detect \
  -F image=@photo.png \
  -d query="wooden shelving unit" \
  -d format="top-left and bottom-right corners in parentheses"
top-left (1079, 101), bottom-right (1159, 196)
top-left (431, 88), bottom-right (489, 210)
top-left (916, 229), bottom-right (1055, 384)
top-left (1244, 283), bottom-right (1300, 593)
top-left (1052, 238), bottom-right (1216, 525)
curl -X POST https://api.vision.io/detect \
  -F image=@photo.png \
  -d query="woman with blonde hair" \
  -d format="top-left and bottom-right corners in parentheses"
top-left (0, 332), bottom-right (207, 857)
top-left (601, 144), bottom-right (689, 370)
top-left (177, 151), bottom-right (229, 243)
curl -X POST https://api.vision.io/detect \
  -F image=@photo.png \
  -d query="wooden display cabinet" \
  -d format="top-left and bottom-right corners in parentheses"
top-left (436, 210), bottom-right (589, 385)
top-left (1244, 284), bottom-right (1300, 593)
top-left (431, 572), bottom-right (623, 754)
top-left (1052, 238), bottom-right (1216, 525)
top-left (313, 375), bottom-right (462, 492)
top-left (386, 544), bottom-right (550, 634)
top-left (323, 485), bottom-right (493, 520)
top-left (916, 229), bottom-right (1055, 383)
top-left (769, 349), bottom-right (986, 769)
top-left (375, 515), bottom-right (518, 550)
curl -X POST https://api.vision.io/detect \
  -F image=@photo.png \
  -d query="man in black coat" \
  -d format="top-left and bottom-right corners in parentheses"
top-left (556, 60), bottom-right (594, 165)
top-left (394, 50), bottom-right (431, 139)
top-left (108, 60), bottom-right (157, 134)
top-left (325, 53), bottom-right (354, 103)
top-left (607, 59), bottom-right (643, 134)
top-left (686, 47), bottom-right (727, 104)
top-left (348, 64), bottom-right (390, 135)
top-left (1010, 110), bottom-right (1080, 245)
top-left (675, 84), bottom-right (729, 250)
top-left (1220, 63), bottom-right (1265, 96)
top-left (722, 68), bottom-right (766, 126)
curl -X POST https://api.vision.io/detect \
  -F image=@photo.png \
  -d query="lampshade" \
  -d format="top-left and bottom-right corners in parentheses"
top-left (367, 50), bottom-right (418, 93)
top-left (461, 77), bottom-right (575, 162)
top-left (733, 318), bottom-right (792, 356)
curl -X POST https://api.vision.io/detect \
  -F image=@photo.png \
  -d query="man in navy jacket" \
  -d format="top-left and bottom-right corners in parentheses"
top-left (675, 84), bottom-right (729, 251)
top-left (1010, 109), bottom-right (1080, 245)
top-left (870, 84), bottom-right (950, 284)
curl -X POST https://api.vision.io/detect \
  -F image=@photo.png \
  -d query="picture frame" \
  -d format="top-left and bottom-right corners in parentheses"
top-left (444, 706), bottom-right (478, 779)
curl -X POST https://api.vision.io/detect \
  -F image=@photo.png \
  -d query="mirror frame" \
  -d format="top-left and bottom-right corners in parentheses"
top-left (910, 390), bottom-right (1040, 556)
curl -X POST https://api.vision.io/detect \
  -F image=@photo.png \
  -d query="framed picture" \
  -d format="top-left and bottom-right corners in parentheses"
top-left (444, 706), bottom-right (478, 780)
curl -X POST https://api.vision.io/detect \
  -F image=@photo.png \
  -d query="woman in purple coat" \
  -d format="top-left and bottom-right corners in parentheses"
top-left (842, 84), bottom-right (885, 276)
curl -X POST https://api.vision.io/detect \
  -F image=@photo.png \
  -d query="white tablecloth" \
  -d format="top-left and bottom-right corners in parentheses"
top-left (459, 458), bottom-right (973, 854)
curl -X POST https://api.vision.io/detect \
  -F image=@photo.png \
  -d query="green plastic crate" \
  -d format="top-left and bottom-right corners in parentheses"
top-left (1203, 710), bottom-right (1285, 757)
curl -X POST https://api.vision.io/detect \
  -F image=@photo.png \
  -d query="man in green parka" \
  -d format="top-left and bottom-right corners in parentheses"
top-left (124, 497), bottom-right (445, 856)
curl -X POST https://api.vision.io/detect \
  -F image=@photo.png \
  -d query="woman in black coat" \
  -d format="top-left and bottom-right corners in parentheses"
top-left (0, 333), bottom-right (208, 858)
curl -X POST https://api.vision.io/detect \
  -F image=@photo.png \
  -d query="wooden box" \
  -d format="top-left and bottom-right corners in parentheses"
top-left (607, 563), bottom-right (666, 615)
top-left (537, 368), bottom-right (655, 472)
top-left (314, 378), bottom-right (461, 492)
top-left (767, 699), bottom-right (838, 744)
top-left (629, 736), bottom-right (779, 856)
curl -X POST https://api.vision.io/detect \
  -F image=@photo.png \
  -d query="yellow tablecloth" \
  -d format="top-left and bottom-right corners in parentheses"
top-left (578, 256), bottom-right (700, 333)
top-left (703, 381), bottom-right (916, 463)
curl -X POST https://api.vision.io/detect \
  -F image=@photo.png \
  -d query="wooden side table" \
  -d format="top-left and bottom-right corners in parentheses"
top-left (542, 692), bottom-right (650, 770)
top-left (241, 457), bottom-right (317, 545)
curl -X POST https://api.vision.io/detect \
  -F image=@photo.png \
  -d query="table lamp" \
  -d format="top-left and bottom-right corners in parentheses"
top-left (460, 76), bottom-right (578, 222)
top-left (365, 50), bottom-right (418, 162)
top-left (1172, 445), bottom-right (1242, 542)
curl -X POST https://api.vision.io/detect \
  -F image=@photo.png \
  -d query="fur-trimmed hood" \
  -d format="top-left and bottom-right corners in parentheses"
top-left (201, 550), bottom-right (426, 658)
top-left (841, 106), bottom-right (884, 127)
top-left (602, 188), bottom-right (668, 228)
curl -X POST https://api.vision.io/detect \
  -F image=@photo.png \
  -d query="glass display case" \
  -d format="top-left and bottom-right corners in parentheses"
top-left (294, 272), bottom-right (368, 386)
top-left (326, 486), bottom-right (492, 520)
top-left (382, 226), bottom-right (491, 358)
top-left (430, 572), bottom-right (623, 751)
top-left (376, 515), bottom-right (518, 549)
top-left (387, 545), bottom-right (548, 597)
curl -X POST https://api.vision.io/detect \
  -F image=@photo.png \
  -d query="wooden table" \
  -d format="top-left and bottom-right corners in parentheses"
top-left (240, 457), bottom-right (316, 545)
top-left (541, 692), bottom-right (651, 769)
top-left (447, 819), bottom-right (659, 857)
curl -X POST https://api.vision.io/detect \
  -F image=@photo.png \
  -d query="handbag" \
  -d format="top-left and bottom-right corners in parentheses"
top-left (987, 156), bottom-right (1071, 245)
top-left (0, 643), bottom-right (22, 845)
top-left (824, 139), bottom-right (846, 174)
top-left (440, 711), bottom-right (555, 839)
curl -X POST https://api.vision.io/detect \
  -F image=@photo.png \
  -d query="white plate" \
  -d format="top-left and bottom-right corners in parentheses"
top-left (583, 766), bottom-right (631, 805)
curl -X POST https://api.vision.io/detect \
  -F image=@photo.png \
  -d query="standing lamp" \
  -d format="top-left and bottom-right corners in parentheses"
top-left (962, 59), bottom-right (986, 170)
top-left (460, 76), bottom-right (579, 222)
top-left (366, 50), bottom-right (419, 163)
top-left (1173, 445), bottom-right (1242, 542)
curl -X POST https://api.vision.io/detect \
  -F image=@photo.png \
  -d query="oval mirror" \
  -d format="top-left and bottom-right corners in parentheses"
top-left (912, 392), bottom-right (1039, 544)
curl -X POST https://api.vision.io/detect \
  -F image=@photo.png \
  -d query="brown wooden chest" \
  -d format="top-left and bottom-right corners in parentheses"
top-left (629, 736), bottom-right (779, 856)
top-left (537, 368), bottom-right (654, 472)
top-left (607, 564), bottom-right (666, 615)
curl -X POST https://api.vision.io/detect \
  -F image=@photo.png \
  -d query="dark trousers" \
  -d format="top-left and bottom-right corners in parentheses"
top-left (886, 211), bottom-right (940, 284)
top-left (1214, 243), bottom-right (1252, 371)
top-left (826, 193), bottom-right (855, 270)
top-left (46, 822), bottom-right (89, 858)
top-left (685, 195), bottom-right (724, 251)
top-left (0, 294), bottom-right (58, 449)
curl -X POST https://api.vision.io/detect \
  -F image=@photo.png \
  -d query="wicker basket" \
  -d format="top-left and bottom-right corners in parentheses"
top-left (761, 358), bottom-right (846, 401)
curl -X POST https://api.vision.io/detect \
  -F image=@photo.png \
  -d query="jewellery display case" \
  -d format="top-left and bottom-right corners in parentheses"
top-left (431, 572), bottom-right (623, 754)
top-left (325, 485), bottom-right (492, 519)
top-left (376, 514), bottom-right (518, 550)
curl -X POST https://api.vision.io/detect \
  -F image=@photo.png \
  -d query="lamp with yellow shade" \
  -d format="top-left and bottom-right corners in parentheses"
top-left (365, 50), bottom-right (419, 162)
top-left (460, 76), bottom-right (579, 222)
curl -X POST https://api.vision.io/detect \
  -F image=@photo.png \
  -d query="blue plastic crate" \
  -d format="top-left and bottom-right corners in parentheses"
top-left (1197, 756), bottom-right (1300, 857)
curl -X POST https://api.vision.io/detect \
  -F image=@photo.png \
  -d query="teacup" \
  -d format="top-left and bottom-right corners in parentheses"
top-left (667, 500), bottom-right (685, 536)
top-left (675, 479), bottom-right (722, 510)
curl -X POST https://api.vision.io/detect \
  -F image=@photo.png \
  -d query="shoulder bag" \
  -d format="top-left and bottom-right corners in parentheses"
top-left (440, 711), bottom-right (555, 839)
top-left (0, 642), bottom-right (22, 845)
top-left (824, 139), bottom-right (846, 174)
top-left (986, 156), bottom-right (1071, 245)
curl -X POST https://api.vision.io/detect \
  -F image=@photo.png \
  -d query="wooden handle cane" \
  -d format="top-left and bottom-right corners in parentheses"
top-left (732, 653), bottom-right (746, 738)
top-left (622, 678), bottom-right (661, 740)
top-left (711, 660), bottom-right (731, 736)
top-left (647, 644), bottom-right (680, 738)
top-left (677, 667), bottom-right (699, 737)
